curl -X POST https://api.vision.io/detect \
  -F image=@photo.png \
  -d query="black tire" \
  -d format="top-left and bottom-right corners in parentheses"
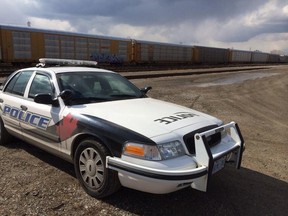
top-left (74, 138), bottom-right (121, 198)
top-left (0, 118), bottom-right (12, 145)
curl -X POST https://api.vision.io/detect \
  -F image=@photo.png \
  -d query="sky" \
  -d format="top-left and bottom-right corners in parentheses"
top-left (1, 0), bottom-right (288, 54)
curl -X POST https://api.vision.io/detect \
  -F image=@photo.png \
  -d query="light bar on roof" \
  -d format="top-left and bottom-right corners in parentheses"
top-left (38, 58), bottom-right (98, 67)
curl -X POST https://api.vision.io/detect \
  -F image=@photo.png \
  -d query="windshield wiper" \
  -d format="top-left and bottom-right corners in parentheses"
top-left (109, 94), bottom-right (140, 99)
top-left (69, 97), bottom-right (111, 105)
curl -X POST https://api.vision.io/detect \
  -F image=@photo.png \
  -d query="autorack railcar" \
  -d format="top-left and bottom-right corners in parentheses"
top-left (280, 55), bottom-right (288, 63)
top-left (132, 40), bottom-right (194, 64)
top-left (267, 53), bottom-right (280, 63)
top-left (0, 24), bottom-right (132, 65)
top-left (193, 46), bottom-right (230, 64)
top-left (1, 24), bottom-right (288, 66)
top-left (229, 49), bottom-right (252, 63)
top-left (251, 51), bottom-right (269, 63)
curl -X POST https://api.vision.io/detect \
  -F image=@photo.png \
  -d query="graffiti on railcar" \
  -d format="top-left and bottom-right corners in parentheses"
top-left (90, 53), bottom-right (124, 64)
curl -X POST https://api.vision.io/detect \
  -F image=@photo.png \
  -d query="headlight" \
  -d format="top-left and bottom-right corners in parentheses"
top-left (158, 141), bottom-right (186, 159)
top-left (123, 141), bottom-right (185, 161)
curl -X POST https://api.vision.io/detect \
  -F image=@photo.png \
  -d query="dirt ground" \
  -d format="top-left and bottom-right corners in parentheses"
top-left (0, 65), bottom-right (287, 215)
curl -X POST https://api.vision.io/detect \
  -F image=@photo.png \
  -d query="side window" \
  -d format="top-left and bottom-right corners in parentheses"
top-left (28, 74), bottom-right (53, 99)
top-left (5, 71), bottom-right (33, 96)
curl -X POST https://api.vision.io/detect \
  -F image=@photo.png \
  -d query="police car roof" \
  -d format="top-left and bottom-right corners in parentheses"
top-left (46, 66), bottom-right (115, 74)
top-left (22, 66), bottom-right (115, 74)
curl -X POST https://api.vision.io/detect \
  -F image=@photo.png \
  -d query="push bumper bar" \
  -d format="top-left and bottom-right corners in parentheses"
top-left (106, 122), bottom-right (244, 193)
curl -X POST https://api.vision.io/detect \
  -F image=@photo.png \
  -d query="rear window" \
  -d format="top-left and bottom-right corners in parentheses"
top-left (4, 71), bottom-right (33, 96)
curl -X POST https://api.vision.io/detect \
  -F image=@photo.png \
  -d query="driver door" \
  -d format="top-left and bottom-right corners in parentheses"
top-left (20, 71), bottom-right (62, 151)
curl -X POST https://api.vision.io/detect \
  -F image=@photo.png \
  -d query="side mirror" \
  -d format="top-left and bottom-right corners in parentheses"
top-left (34, 93), bottom-right (58, 106)
top-left (59, 89), bottom-right (74, 105)
top-left (140, 86), bottom-right (152, 94)
top-left (59, 89), bottom-right (74, 100)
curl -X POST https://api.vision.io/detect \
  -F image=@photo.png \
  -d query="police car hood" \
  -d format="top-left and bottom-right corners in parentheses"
top-left (73, 98), bottom-right (222, 139)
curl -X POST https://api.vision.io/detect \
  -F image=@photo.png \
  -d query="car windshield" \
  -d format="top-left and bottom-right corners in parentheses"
top-left (57, 72), bottom-right (143, 105)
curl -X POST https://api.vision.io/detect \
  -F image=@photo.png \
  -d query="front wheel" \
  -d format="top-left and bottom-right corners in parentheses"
top-left (74, 139), bottom-right (121, 198)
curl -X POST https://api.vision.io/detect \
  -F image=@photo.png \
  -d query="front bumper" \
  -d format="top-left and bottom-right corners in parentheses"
top-left (106, 122), bottom-right (244, 194)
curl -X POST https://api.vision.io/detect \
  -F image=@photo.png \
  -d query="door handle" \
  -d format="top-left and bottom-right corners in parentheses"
top-left (0, 98), bottom-right (3, 103)
top-left (20, 105), bottom-right (28, 111)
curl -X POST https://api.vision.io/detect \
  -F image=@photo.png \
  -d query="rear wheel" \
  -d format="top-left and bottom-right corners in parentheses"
top-left (74, 138), bottom-right (121, 198)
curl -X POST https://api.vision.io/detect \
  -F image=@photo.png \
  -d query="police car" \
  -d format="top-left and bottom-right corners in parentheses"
top-left (0, 59), bottom-right (244, 198)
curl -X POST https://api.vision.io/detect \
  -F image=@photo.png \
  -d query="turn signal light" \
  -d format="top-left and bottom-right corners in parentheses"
top-left (124, 144), bottom-right (145, 156)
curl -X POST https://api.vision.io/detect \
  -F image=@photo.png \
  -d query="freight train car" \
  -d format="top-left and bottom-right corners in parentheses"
top-left (251, 51), bottom-right (269, 63)
top-left (1, 24), bottom-right (288, 66)
top-left (133, 40), bottom-right (193, 64)
top-left (193, 46), bottom-right (230, 64)
top-left (280, 55), bottom-right (288, 63)
top-left (0, 24), bottom-right (132, 65)
top-left (267, 53), bottom-right (280, 63)
top-left (229, 49), bottom-right (252, 63)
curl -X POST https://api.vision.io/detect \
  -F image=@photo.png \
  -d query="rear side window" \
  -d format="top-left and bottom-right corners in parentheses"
top-left (5, 71), bottom-right (33, 96)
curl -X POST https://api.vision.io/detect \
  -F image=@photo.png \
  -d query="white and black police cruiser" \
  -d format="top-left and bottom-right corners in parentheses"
top-left (0, 59), bottom-right (244, 198)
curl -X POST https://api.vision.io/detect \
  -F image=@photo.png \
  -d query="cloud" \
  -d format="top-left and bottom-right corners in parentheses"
top-left (284, 4), bottom-right (288, 14)
top-left (27, 17), bottom-right (77, 32)
top-left (0, 0), bottom-right (27, 25)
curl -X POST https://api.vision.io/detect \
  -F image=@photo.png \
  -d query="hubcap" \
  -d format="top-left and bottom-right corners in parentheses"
top-left (79, 147), bottom-right (104, 189)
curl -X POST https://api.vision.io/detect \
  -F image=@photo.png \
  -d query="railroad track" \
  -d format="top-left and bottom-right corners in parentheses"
top-left (0, 63), bottom-right (281, 80)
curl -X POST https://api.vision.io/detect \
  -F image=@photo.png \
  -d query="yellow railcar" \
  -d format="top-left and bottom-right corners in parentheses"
top-left (0, 25), bottom-right (132, 64)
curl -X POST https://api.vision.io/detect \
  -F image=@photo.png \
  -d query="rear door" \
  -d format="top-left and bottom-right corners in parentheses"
top-left (0, 70), bottom-right (34, 138)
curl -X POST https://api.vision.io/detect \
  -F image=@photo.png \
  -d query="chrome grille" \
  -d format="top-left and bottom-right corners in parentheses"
top-left (183, 125), bottom-right (221, 154)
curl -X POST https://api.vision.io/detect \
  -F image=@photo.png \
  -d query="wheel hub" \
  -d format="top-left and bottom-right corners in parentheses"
top-left (86, 160), bottom-right (97, 176)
